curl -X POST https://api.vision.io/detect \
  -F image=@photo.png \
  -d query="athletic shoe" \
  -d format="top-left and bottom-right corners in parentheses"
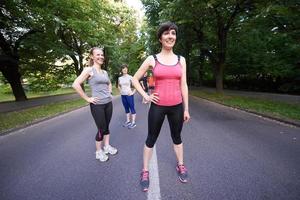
top-left (140, 170), bottom-right (149, 192)
top-left (122, 121), bottom-right (131, 127)
top-left (176, 164), bottom-right (188, 183)
top-left (95, 150), bottom-right (109, 162)
top-left (128, 123), bottom-right (136, 129)
top-left (103, 145), bottom-right (118, 155)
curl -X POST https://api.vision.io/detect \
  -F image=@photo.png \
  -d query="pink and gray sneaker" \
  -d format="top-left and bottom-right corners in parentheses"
top-left (176, 164), bottom-right (188, 183)
top-left (140, 170), bottom-right (149, 192)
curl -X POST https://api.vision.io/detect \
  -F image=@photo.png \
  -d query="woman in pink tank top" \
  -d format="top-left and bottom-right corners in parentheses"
top-left (132, 22), bottom-right (190, 192)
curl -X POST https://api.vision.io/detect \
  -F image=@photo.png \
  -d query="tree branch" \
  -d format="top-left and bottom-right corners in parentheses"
top-left (224, 2), bottom-right (241, 31)
top-left (13, 29), bottom-right (41, 58)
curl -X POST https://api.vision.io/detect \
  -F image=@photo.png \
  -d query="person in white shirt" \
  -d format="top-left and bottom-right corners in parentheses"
top-left (118, 64), bottom-right (137, 129)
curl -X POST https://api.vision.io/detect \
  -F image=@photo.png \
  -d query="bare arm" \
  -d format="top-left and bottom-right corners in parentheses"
top-left (72, 67), bottom-right (99, 104)
top-left (130, 75), bottom-right (137, 95)
top-left (117, 77), bottom-right (122, 93)
top-left (132, 56), bottom-right (159, 103)
top-left (180, 57), bottom-right (190, 122)
top-left (108, 82), bottom-right (112, 94)
top-left (131, 88), bottom-right (136, 95)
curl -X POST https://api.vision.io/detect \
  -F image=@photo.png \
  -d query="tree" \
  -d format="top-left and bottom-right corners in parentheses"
top-left (1, 0), bottom-right (141, 100)
top-left (0, 1), bottom-right (43, 101)
top-left (226, 0), bottom-right (300, 93)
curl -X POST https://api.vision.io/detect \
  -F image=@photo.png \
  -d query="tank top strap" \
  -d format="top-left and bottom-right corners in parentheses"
top-left (88, 67), bottom-right (95, 77)
top-left (152, 54), bottom-right (158, 69)
top-left (177, 55), bottom-right (180, 62)
top-left (153, 54), bottom-right (158, 61)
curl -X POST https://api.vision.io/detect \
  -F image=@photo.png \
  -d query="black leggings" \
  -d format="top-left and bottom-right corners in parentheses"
top-left (146, 103), bottom-right (184, 148)
top-left (90, 102), bottom-right (113, 141)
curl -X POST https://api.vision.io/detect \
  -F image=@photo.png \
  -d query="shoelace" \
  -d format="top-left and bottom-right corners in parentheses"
top-left (141, 171), bottom-right (149, 181)
top-left (178, 165), bottom-right (187, 174)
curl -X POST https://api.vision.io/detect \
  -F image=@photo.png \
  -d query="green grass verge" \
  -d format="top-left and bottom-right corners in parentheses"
top-left (0, 98), bottom-right (87, 134)
top-left (0, 86), bottom-right (119, 134)
top-left (0, 86), bottom-right (116, 102)
top-left (190, 90), bottom-right (300, 121)
top-left (0, 88), bottom-right (77, 102)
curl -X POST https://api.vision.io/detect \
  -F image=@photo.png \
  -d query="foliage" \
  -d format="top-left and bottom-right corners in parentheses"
top-left (1, 0), bottom-right (145, 97)
top-left (140, 0), bottom-right (300, 93)
top-left (1, 0), bottom-right (299, 96)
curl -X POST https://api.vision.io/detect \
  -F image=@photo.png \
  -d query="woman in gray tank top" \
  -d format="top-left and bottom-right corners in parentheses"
top-left (72, 47), bottom-right (118, 162)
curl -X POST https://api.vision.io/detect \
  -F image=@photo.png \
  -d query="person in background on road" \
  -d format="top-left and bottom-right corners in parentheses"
top-left (118, 64), bottom-right (137, 129)
top-left (131, 21), bottom-right (191, 192)
top-left (139, 72), bottom-right (149, 104)
top-left (72, 47), bottom-right (118, 162)
top-left (147, 71), bottom-right (155, 96)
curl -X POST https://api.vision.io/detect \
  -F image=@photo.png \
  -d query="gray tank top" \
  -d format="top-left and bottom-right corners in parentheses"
top-left (88, 67), bottom-right (112, 105)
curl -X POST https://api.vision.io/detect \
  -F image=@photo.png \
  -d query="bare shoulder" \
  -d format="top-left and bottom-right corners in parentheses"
top-left (146, 55), bottom-right (155, 63)
top-left (179, 56), bottom-right (186, 67)
top-left (83, 66), bottom-right (93, 73)
top-left (145, 55), bottom-right (156, 68)
top-left (179, 55), bottom-right (186, 63)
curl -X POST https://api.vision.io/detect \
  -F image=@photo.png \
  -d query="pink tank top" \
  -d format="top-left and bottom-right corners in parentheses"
top-left (152, 55), bottom-right (182, 106)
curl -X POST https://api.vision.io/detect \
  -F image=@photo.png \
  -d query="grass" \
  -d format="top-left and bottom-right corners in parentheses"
top-left (190, 90), bottom-right (300, 121)
top-left (0, 85), bottom-right (117, 102)
top-left (0, 98), bottom-right (87, 134)
top-left (0, 87), bottom-right (77, 102)
top-left (1, 87), bottom-right (299, 134)
top-left (0, 86), bottom-right (119, 134)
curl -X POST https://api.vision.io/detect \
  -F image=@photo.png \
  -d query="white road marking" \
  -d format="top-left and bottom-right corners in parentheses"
top-left (148, 146), bottom-right (161, 200)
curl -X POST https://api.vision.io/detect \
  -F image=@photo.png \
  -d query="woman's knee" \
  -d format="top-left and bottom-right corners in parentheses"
top-left (102, 129), bottom-right (110, 135)
top-left (95, 130), bottom-right (103, 141)
top-left (95, 129), bottom-right (109, 141)
top-left (171, 135), bottom-right (182, 145)
top-left (145, 137), bottom-right (157, 148)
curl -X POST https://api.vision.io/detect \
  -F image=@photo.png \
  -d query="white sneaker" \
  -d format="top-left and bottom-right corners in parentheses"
top-left (96, 150), bottom-right (109, 162)
top-left (103, 145), bottom-right (118, 155)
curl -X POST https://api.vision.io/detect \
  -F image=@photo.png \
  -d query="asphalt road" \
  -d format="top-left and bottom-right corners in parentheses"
top-left (0, 95), bottom-right (299, 200)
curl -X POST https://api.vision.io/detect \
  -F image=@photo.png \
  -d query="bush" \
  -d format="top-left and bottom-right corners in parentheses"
top-left (0, 84), bottom-right (13, 94)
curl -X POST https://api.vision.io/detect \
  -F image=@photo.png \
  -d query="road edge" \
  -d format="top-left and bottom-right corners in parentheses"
top-left (190, 95), bottom-right (300, 128)
top-left (0, 96), bottom-right (121, 137)
top-left (0, 105), bottom-right (88, 136)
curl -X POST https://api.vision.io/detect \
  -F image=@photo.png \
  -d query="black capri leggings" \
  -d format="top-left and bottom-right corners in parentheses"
top-left (90, 102), bottom-right (113, 141)
top-left (146, 103), bottom-right (184, 148)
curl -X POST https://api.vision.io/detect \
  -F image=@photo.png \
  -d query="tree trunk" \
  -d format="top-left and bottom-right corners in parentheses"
top-left (215, 23), bottom-right (227, 93)
top-left (1, 60), bottom-right (27, 101)
top-left (70, 54), bottom-right (85, 91)
top-left (103, 47), bottom-right (108, 70)
top-left (198, 50), bottom-right (205, 86)
top-left (214, 63), bottom-right (224, 94)
top-left (78, 54), bottom-right (85, 91)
